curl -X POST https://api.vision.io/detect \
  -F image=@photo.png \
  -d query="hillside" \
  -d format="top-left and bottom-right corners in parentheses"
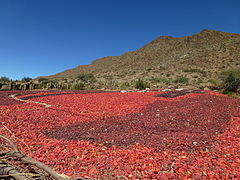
top-left (44, 29), bottom-right (240, 89)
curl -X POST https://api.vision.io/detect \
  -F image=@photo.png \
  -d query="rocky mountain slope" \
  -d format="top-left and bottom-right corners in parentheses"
top-left (43, 29), bottom-right (240, 89)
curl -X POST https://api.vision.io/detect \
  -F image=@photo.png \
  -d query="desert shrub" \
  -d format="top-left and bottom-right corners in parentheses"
top-left (149, 77), bottom-right (170, 83)
top-left (146, 68), bottom-right (153, 72)
top-left (222, 91), bottom-right (235, 96)
top-left (72, 82), bottom-right (85, 90)
top-left (197, 79), bottom-right (204, 84)
top-left (0, 76), bottom-right (11, 82)
top-left (38, 78), bottom-right (49, 83)
top-left (208, 79), bottom-right (219, 85)
top-left (173, 77), bottom-right (189, 84)
top-left (38, 78), bottom-right (57, 85)
top-left (21, 77), bottom-right (32, 82)
top-left (120, 82), bottom-right (130, 89)
top-left (221, 69), bottom-right (240, 92)
top-left (134, 79), bottom-right (149, 90)
top-left (184, 68), bottom-right (207, 75)
top-left (102, 74), bottom-right (113, 80)
top-left (77, 73), bottom-right (96, 83)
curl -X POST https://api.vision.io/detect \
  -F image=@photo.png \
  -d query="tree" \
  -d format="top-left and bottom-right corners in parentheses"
top-left (21, 77), bottom-right (32, 82)
top-left (0, 76), bottom-right (11, 82)
top-left (38, 78), bottom-right (49, 83)
top-left (77, 73), bottom-right (96, 83)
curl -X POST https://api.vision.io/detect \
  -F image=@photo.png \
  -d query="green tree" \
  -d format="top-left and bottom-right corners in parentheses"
top-left (38, 78), bottom-right (49, 83)
top-left (77, 73), bottom-right (96, 83)
top-left (0, 76), bottom-right (11, 82)
top-left (22, 77), bottom-right (32, 82)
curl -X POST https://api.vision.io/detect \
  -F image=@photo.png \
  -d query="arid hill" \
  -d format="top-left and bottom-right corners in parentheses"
top-left (42, 29), bottom-right (240, 89)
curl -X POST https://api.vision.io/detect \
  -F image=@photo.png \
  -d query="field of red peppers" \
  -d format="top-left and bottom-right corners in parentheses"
top-left (0, 90), bottom-right (239, 179)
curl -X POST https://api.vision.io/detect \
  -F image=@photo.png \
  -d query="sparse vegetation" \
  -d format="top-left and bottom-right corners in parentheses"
top-left (120, 82), bottom-right (130, 89)
top-left (77, 73), bottom-right (96, 83)
top-left (21, 77), bottom-right (32, 82)
top-left (72, 82), bottom-right (85, 90)
top-left (208, 79), bottom-right (220, 86)
top-left (38, 78), bottom-right (49, 83)
top-left (221, 69), bottom-right (240, 93)
top-left (197, 79), bottom-right (204, 84)
top-left (0, 76), bottom-right (11, 82)
top-left (134, 79), bottom-right (149, 90)
top-left (184, 68), bottom-right (207, 75)
top-left (173, 77), bottom-right (189, 84)
top-left (43, 30), bottom-right (240, 90)
top-left (149, 77), bottom-right (170, 84)
top-left (38, 78), bottom-right (58, 87)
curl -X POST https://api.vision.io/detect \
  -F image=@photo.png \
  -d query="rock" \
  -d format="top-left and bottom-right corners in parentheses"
top-left (162, 89), bottom-right (171, 92)
top-left (192, 141), bottom-right (198, 146)
top-left (176, 88), bottom-right (184, 91)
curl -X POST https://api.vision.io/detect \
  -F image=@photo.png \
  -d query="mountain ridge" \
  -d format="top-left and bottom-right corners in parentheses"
top-left (42, 29), bottom-right (240, 89)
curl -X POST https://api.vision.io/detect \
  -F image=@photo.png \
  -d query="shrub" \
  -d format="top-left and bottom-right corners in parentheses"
top-left (146, 68), bottom-right (152, 72)
top-left (72, 82), bottom-right (85, 90)
top-left (77, 73), bottom-right (96, 83)
top-left (134, 79), bottom-right (149, 90)
top-left (149, 77), bottom-right (170, 83)
top-left (120, 82), bottom-right (130, 89)
top-left (184, 68), bottom-right (207, 75)
top-left (197, 79), bottom-right (204, 84)
top-left (221, 69), bottom-right (240, 92)
top-left (22, 77), bottom-right (32, 82)
top-left (208, 79), bottom-right (220, 85)
top-left (222, 91), bottom-right (235, 96)
top-left (38, 78), bottom-right (57, 85)
top-left (0, 76), bottom-right (11, 82)
top-left (173, 77), bottom-right (189, 84)
top-left (38, 78), bottom-right (49, 83)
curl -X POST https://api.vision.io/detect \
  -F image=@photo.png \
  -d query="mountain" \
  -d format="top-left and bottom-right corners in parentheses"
top-left (43, 29), bottom-right (240, 89)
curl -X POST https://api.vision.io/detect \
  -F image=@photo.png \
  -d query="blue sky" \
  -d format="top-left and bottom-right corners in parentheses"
top-left (0, 0), bottom-right (240, 80)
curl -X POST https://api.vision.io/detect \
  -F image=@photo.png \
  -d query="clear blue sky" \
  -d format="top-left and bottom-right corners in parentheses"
top-left (0, 0), bottom-right (240, 80)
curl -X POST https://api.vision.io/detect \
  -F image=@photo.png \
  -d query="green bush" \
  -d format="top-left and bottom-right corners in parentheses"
top-left (0, 76), bottom-right (11, 82)
top-left (222, 90), bottom-right (235, 96)
top-left (38, 78), bottom-right (49, 83)
top-left (173, 77), bottom-right (189, 84)
top-left (221, 69), bottom-right (240, 92)
top-left (77, 73), bottom-right (96, 83)
top-left (72, 82), bottom-right (85, 90)
top-left (22, 77), bottom-right (32, 82)
top-left (134, 79), bottom-right (149, 90)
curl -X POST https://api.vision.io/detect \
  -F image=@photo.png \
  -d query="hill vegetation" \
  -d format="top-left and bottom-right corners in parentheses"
top-left (1, 30), bottom-right (240, 92)
top-left (41, 29), bottom-right (240, 90)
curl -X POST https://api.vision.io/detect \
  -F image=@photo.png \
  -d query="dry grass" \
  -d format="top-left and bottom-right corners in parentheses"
top-left (41, 30), bottom-right (240, 89)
